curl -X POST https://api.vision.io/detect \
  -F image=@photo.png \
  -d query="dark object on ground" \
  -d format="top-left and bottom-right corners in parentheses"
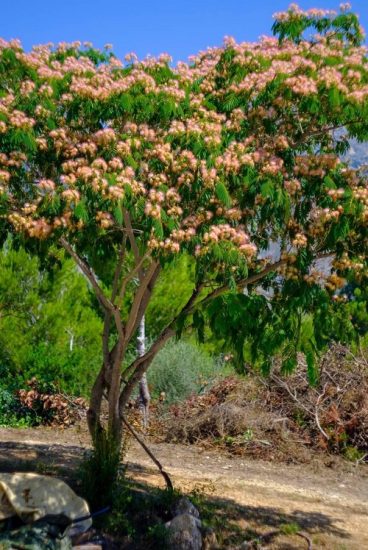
top-left (0, 516), bottom-right (73, 550)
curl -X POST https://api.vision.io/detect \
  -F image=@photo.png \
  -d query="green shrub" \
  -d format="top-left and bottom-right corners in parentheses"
top-left (0, 385), bottom-right (34, 427)
top-left (148, 340), bottom-right (224, 404)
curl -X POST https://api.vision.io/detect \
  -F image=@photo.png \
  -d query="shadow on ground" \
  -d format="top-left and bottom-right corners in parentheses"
top-left (0, 440), bottom-right (84, 479)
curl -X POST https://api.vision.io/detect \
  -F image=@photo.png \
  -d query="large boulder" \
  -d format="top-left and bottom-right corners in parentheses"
top-left (173, 496), bottom-right (200, 518)
top-left (0, 473), bottom-right (91, 536)
top-left (165, 513), bottom-right (202, 550)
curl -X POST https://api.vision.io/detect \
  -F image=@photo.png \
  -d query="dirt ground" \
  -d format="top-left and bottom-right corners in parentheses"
top-left (0, 425), bottom-right (367, 549)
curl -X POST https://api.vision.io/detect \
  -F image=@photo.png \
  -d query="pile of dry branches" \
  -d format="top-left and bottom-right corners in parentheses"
top-left (17, 377), bottom-right (87, 426)
top-left (164, 345), bottom-right (368, 463)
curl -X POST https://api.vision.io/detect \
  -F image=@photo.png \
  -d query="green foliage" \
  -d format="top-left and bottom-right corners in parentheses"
top-left (344, 283), bottom-right (368, 345)
top-left (215, 182), bottom-right (231, 207)
top-left (0, 241), bottom-right (102, 395)
top-left (148, 339), bottom-right (224, 403)
top-left (280, 523), bottom-right (301, 536)
top-left (344, 445), bottom-right (366, 462)
top-left (272, 5), bottom-right (364, 46)
top-left (0, 386), bottom-right (34, 427)
top-left (146, 255), bottom-right (195, 337)
top-left (202, 278), bottom-right (368, 380)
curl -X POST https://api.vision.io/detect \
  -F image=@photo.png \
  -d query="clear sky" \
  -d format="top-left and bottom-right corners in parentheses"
top-left (1, 1), bottom-right (367, 62)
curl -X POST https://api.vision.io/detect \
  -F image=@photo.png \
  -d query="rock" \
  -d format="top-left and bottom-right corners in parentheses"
top-left (166, 513), bottom-right (202, 550)
top-left (0, 472), bottom-right (91, 536)
top-left (173, 496), bottom-right (200, 518)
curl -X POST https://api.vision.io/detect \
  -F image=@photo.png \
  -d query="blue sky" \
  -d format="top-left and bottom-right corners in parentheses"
top-left (1, 1), bottom-right (367, 62)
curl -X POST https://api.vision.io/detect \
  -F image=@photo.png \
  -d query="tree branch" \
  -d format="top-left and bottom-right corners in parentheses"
top-left (189, 250), bottom-right (335, 314)
top-left (127, 265), bottom-right (161, 339)
top-left (60, 237), bottom-right (115, 313)
top-left (124, 261), bottom-right (159, 342)
top-left (123, 209), bottom-right (143, 279)
top-left (117, 252), bottom-right (150, 307)
top-left (194, 259), bottom-right (286, 311)
top-left (122, 416), bottom-right (173, 490)
top-left (292, 119), bottom-right (363, 148)
top-left (111, 236), bottom-right (127, 302)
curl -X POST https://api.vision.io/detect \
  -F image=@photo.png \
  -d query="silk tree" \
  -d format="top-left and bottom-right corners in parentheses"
top-left (0, 4), bottom-right (367, 474)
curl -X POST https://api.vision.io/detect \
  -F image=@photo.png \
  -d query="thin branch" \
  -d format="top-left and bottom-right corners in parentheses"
top-left (191, 250), bottom-right (335, 314)
top-left (125, 264), bottom-right (161, 343)
top-left (271, 373), bottom-right (330, 441)
top-left (297, 531), bottom-right (313, 550)
top-left (315, 384), bottom-right (330, 441)
top-left (124, 261), bottom-right (159, 344)
top-left (271, 373), bottom-right (313, 416)
top-left (193, 259), bottom-right (286, 312)
top-left (122, 416), bottom-right (173, 490)
top-left (102, 312), bottom-right (111, 370)
top-left (117, 252), bottom-right (150, 307)
top-left (292, 119), bottom-right (363, 148)
top-left (60, 237), bottom-right (114, 313)
top-left (111, 236), bottom-right (127, 302)
top-left (123, 209), bottom-right (143, 279)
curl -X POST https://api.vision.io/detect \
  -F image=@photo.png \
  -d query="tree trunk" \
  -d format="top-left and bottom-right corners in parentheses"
top-left (137, 316), bottom-right (150, 429)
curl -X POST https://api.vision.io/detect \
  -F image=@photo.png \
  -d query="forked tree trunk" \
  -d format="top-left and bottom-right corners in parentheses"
top-left (63, 230), bottom-right (305, 498)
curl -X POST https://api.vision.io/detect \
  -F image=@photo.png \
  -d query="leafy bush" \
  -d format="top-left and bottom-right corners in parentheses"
top-left (0, 385), bottom-right (34, 427)
top-left (148, 339), bottom-right (224, 404)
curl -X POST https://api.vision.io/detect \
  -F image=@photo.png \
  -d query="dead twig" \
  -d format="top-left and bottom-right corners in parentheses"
top-left (315, 384), bottom-right (330, 441)
top-left (122, 415), bottom-right (173, 490)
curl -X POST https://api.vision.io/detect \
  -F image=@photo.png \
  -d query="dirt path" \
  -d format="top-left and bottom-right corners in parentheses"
top-left (0, 426), bottom-right (367, 549)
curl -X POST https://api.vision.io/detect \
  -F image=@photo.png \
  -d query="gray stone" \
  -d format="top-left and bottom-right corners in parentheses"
top-left (166, 513), bottom-right (202, 550)
top-left (173, 496), bottom-right (200, 518)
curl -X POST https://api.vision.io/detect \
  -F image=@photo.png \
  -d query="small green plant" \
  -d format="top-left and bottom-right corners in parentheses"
top-left (293, 409), bottom-right (307, 428)
top-left (103, 477), bottom-right (135, 537)
top-left (280, 522), bottom-right (300, 535)
top-left (243, 428), bottom-right (254, 442)
top-left (344, 445), bottom-right (366, 462)
top-left (34, 461), bottom-right (59, 476)
top-left (103, 483), bottom-right (180, 547)
top-left (146, 523), bottom-right (169, 549)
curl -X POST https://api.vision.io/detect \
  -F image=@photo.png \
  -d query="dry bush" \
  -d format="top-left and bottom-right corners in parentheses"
top-left (16, 377), bottom-right (87, 427)
top-left (164, 345), bottom-right (368, 463)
